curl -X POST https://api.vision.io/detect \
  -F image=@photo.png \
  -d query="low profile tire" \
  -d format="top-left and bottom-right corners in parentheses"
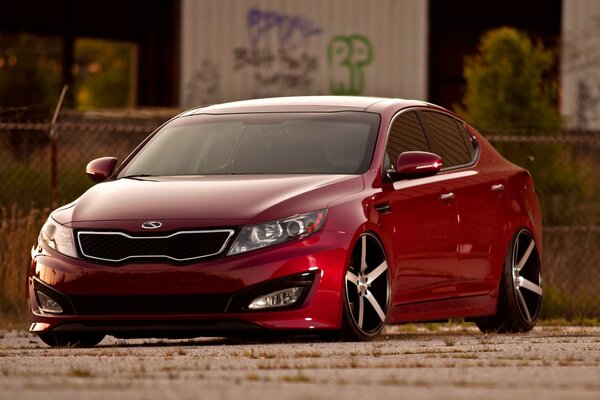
top-left (476, 228), bottom-right (543, 333)
top-left (341, 232), bottom-right (390, 341)
top-left (38, 332), bottom-right (105, 348)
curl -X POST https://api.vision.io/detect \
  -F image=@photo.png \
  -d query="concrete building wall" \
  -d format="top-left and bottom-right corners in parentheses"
top-left (180, 0), bottom-right (428, 106)
top-left (562, 0), bottom-right (600, 130)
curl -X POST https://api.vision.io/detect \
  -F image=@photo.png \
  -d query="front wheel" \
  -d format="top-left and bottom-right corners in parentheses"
top-left (341, 233), bottom-right (390, 341)
top-left (476, 228), bottom-right (543, 333)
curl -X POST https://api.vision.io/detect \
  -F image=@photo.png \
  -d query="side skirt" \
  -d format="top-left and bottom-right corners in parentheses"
top-left (388, 293), bottom-right (496, 324)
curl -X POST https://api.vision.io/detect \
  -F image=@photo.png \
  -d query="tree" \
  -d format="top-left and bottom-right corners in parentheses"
top-left (459, 27), bottom-right (560, 133)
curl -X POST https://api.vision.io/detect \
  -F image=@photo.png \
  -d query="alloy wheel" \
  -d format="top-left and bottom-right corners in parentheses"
top-left (345, 233), bottom-right (390, 335)
top-left (511, 229), bottom-right (543, 323)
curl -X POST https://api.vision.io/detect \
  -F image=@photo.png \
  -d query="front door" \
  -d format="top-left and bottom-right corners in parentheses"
top-left (378, 111), bottom-right (459, 307)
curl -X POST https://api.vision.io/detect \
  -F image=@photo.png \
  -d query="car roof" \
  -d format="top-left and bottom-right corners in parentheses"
top-left (179, 96), bottom-right (433, 116)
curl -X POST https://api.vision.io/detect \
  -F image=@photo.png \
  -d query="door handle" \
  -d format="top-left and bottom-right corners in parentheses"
top-left (440, 192), bottom-right (455, 202)
top-left (374, 202), bottom-right (392, 214)
top-left (491, 184), bottom-right (505, 192)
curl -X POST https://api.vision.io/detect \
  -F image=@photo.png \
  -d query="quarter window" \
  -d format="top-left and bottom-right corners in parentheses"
top-left (456, 121), bottom-right (477, 160)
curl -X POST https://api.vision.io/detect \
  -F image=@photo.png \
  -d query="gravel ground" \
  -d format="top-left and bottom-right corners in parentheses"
top-left (0, 325), bottom-right (599, 400)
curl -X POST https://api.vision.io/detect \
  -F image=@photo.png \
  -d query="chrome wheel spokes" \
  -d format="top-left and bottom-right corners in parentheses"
top-left (360, 235), bottom-right (368, 272)
top-left (345, 233), bottom-right (390, 334)
top-left (365, 291), bottom-right (387, 322)
top-left (517, 276), bottom-right (543, 296)
top-left (512, 230), bottom-right (542, 323)
top-left (515, 240), bottom-right (535, 273)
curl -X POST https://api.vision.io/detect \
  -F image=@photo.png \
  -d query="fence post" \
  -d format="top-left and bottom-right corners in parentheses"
top-left (50, 85), bottom-right (69, 209)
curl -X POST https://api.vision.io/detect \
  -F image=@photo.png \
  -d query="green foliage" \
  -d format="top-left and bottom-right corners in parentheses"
top-left (541, 283), bottom-right (600, 320)
top-left (458, 27), bottom-right (561, 133)
top-left (458, 27), bottom-right (599, 226)
top-left (498, 142), bottom-right (599, 226)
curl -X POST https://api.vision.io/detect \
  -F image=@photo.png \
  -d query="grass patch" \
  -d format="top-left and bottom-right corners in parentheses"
top-left (538, 317), bottom-right (600, 327)
top-left (293, 350), bottom-right (321, 358)
top-left (0, 205), bottom-right (48, 328)
top-left (280, 370), bottom-right (311, 383)
top-left (67, 367), bottom-right (94, 378)
top-left (246, 373), bottom-right (260, 381)
top-left (443, 337), bottom-right (458, 347)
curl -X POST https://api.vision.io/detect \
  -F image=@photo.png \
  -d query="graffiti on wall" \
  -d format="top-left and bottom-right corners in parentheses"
top-left (184, 59), bottom-right (221, 106)
top-left (184, 7), bottom-right (376, 104)
top-left (234, 8), bottom-right (322, 95)
top-left (233, 48), bottom-right (318, 89)
top-left (246, 7), bottom-right (323, 50)
top-left (327, 35), bottom-right (374, 95)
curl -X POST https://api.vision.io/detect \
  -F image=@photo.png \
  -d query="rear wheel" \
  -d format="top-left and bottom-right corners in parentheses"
top-left (38, 332), bottom-right (105, 348)
top-left (476, 228), bottom-right (542, 333)
top-left (341, 233), bottom-right (390, 341)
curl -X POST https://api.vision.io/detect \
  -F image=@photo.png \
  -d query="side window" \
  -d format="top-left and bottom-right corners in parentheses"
top-left (385, 111), bottom-right (430, 170)
top-left (419, 111), bottom-right (471, 168)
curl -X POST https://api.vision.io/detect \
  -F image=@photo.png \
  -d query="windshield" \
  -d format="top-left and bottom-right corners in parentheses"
top-left (117, 112), bottom-right (380, 177)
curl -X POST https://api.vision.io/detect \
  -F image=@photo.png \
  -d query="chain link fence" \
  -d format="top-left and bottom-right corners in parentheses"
top-left (1, 107), bottom-right (599, 318)
top-left (0, 107), bottom-right (177, 207)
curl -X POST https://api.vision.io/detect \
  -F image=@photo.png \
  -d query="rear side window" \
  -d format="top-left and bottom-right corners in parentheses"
top-left (385, 111), bottom-right (430, 169)
top-left (419, 111), bottom-right (472, 169)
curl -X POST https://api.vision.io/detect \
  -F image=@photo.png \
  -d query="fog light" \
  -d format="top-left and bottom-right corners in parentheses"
top-left (36, 291), bottom-right (63, 314)
top-left (248, 287), bottom-right (303, 310)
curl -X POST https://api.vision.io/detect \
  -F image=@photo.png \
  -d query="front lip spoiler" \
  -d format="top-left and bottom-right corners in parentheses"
top-left (49, 320), bottom-right (328, 340)
top-left (51, 319), bottom-right (264, 339)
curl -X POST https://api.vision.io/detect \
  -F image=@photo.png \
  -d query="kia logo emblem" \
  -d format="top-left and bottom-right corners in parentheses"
top-left (141, 221), bottom-right (162, 229)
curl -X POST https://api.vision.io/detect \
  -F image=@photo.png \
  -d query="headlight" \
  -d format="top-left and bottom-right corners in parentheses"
top-left (227, 209), bottom-right (327, 255)
top-left (39, 217), bottom-right (77, 258)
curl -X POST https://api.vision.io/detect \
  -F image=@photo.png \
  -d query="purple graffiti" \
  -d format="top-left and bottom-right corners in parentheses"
top-left (234, 47), bottom-right (318, 74)
top-left (247, 8), bottom-right (322, 49)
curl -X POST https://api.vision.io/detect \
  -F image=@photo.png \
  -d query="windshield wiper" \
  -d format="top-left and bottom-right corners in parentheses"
top-left (120, 174), bottom-right (156, 180)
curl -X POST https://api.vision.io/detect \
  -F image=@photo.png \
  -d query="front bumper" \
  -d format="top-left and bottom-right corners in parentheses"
top-left (28, 229), bottom-right (351, 337)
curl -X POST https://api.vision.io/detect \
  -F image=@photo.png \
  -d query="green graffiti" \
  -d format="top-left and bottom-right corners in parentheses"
top-left (327, 34), bottom-right (374, 95)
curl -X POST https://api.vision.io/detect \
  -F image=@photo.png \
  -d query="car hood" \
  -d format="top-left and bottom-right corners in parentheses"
top-left (54, 175), bottom-right (364, 230)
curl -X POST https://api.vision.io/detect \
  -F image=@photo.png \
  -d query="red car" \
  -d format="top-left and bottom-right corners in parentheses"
top-left (29, 96), bottom-right (543, 347)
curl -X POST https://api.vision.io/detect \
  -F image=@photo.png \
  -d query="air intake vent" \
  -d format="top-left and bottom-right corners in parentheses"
top-left (70, 294), bottom-right (232, 315)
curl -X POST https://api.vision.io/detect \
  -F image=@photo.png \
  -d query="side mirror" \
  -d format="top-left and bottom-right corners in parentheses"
top-left (86, 157), bottom-right (118, 182)
top-left (386, 151), bottom-right (442, 182)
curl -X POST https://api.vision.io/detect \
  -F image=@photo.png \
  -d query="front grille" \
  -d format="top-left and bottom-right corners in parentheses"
top-left (70, 293), bottom-right (232, 315)
top-left (77, 229), bottom-right (234, 263)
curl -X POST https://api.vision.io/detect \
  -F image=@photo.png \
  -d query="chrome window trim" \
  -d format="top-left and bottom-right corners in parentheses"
top-left (77, 229), bottom-right (235, 263)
